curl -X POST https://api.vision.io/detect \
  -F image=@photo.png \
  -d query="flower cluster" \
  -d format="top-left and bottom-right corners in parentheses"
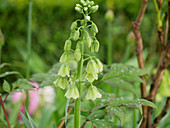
top-left (54, 0), bottom-right (103, 101)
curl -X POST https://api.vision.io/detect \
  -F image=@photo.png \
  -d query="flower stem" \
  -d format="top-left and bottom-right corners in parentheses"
top-left (74, 31), bottom-right (84, 128)
top-left (0, 95), bottom-right (11, 128)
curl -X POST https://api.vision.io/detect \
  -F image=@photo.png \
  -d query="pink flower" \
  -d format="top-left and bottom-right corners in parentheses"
top-left (12, 82), bottom-right (40, 120)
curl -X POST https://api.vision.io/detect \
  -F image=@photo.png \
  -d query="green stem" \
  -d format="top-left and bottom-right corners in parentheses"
top-left (26, 0), bottom-right (32, 79)
top-left (25, 0), bottom-right (32, 110)
top-left (0, 46), bottom-right (1, 65)
top-left (74, 42), bottom-right (84, 128)
top-left (107, 21), bottom-right (112, 65)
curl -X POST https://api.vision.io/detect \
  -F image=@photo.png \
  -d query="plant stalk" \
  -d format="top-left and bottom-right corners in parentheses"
top-left (107, 21), bottom-right (112, 65)
top-left (25, 0), bottom-right (32, 110)
top-left (74, 28), bottom-right (85, 128)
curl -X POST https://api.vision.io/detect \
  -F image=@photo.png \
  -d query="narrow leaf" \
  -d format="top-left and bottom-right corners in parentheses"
top-left (20, 112), bottom-right (32, 128)
top-left (26, 110), bottom-right (38, 128)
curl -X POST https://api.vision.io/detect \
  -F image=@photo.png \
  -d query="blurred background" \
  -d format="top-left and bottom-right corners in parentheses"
top-left (0, 0), bottom-right (169, 127)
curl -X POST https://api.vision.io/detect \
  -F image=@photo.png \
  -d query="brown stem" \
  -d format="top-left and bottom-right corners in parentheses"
top-left (58, 106), bottom-right (73, 128)
top-left (132, 0), bottom-right (149, 128)
top-left (152, 97), bottom-right (170, 128)
top-left (0, 94), bottom-right (11, 128)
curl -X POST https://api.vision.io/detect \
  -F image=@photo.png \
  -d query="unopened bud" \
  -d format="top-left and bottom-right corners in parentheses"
top-left (105, 10), bottom-right (114, 22)
top-left (60, 52), bottom-right (71, 64)
top-left (74, 49), bottom-right (81, 61)
top-left (91, 23), bottom-right (98, 33)
top-left (70, 21), bottom-right (77, 30)
top-left (64, 40), bottom-right (72, 51)
top-left (71, 30), bottom-right (80, 41)
top-left (94, 40), bottom-right (99, 52)
top-left (85, 16), bottom-right (90, 21)
top-left (75, 6), bottom-right (83, 13)
top-left (90, 5), bottom-right (99, 13)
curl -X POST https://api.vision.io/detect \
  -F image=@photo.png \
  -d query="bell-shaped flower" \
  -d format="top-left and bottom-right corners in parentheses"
top-left (86, 59), bottom-right (98, 74)
top-left (95, 58), bottom-right (103, 73)
top-left (60, 52), bottom-right (72, 64)
top-left (53, 76), bottom-right (69, 90)
top-left (86, 73), bottom-right (98, 83)
top-left (58, 64), bottom-right (70, 77)
top-left (65, 85), bottom-right (79, 99)
top-left (85, 85), bottom-right (102, 100)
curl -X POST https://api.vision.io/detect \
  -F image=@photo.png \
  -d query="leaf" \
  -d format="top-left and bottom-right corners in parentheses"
top-left (52, 124), bottom-right (57, 128)
top-left (109, 98), bottom-right (157, 114)
top-left (0, 71), bottom-right (22, 78)
top-left (2, 80), bottom-right (10, 92)
top-left (66, 115), bottom-right (86, 128)
top-left (12, 79), bottom-right (34, 91)
top-left (30, 73), bottom-right (50, 82)
top-left (103, 78), bottom-right (138, 96)
top-left (81, 102), bottom-right (92, 112)
top-left (13, 123), bottom-right (24, 128)
top-left (0, 63), bottom-right (10, 69)
top-left (93, 120), bottom-right (114, 128)
top-left (84, 121), bottom-right (93, 128)
top-left (107, 107), bottom-right (125, 126)
top-left (87, 110), bottom-right (105, 120)
top-left (26, 110), bottom-right (38, 128)
top-left (20, 112), bottom-right (32, 128)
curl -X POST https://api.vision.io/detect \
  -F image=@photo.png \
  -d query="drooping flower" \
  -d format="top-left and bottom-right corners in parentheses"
top-left (58, 64), bottom-right (70, 77)
top-left (95, 58), bottom-right (103, 73)
top-left (85, 85), bottom-right (102, 100)
top-left (86, 73), bottom-right (98, 82)
top-left (65, 85), bottom-right (79, 99)
top-left (86, 59), bottom-right (98, 74)
top-left (53, 76), bottom-right (69, 90)
top-left (60, 52), bottom-right (72, 64)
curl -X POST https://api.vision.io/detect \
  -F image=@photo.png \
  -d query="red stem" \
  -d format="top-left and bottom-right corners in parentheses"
top-left (0, 95), bottom-right (11, 128)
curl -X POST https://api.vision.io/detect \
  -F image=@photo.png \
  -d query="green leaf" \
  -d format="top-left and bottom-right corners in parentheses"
top-left (103, 78), bottom-right (138, 96)
top-left (93, 120), bottom-right (114, 128)
top-left (13, 123), bottom-right (24, 128)
top-left (81, 102), bottom-right (92, 112)
top-left (26, 110), bottom-right (38, 128)
top-left (66, 115), bottom-right (86, 128)
top-left (0, 63), bottom-right (10, 69)
top-left (84, 121), bottom-right (93, 128)
top-left (2, 80), bottom-right (10, 92)
top-left (0, 71), bottom-right (21, 78)
top-left (107, 107), bottom-right (125, 126)
top-left (12, 79), bottom-right (34, 91)
top-left (87, 110), bottom-right (105, 120)
top-left (20, 112), bottom-right (32, 128)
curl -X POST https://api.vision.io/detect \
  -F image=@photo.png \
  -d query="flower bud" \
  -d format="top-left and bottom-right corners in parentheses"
top-left (86, 59), bottom-right (98, 74)
top-left (75, 6), bottom-right (83, 13)
top-left (70, 21), bottom-right (77, 30)
top-left (91, 23), bottom-right (98, 33)
top-left (58, 64), bottom-right (70, 77)
top-left (95, 58), bottom-right (103, 73)
top-left (64, 40), bottom-right (72, 51)
top-left (84, 7), bottom-right (88, 12)
top-left (90, 42), bottom-right (95, 52)
top-left (74, 49), bottom-right (81, 61)
top-left (105, 10), bottom-right (114, 22)
top-left (94, 40), bottom-right (99, 52)
top-left (86, 73), bottom-right (98, 82)
top-left (54, 76), bottom-right (69, 90)
top-left (70, 30), bottom-right (80, 41)
top-left (85, 85), bottom-right (102, 100)
top-left (85, 16), bottom-right (90, 21)
top-left (65, 85), bottom-right (79, 99)
top-left (80, 0), bottom-right (87, 6)
top-left (90, 5), bottom-right (99, 13)
top-left (84, 30), bottom-right (92, 48)
top-left (60, 52), bottom-right (71, 64)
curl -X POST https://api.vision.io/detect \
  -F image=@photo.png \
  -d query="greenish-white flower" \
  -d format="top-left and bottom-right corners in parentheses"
top-left (86, 73), bottom-right (98, 82)
top-left (74, 49), bottom-right (81, 61)
top-left (65, 85), bottom-right (79, 99)
top-left (64, 40), bottom-right (72, 51)
top-left (95, 58), bottom-right (103, 73)
top-left (53, 76), bottom-right (69, 90)
top-left (86, 59), bottom-right (98, 74)
top-left (59, 52), bottom-right (72, 64)
top-left (58, 64), bottom-right (70, 77)
top-left (85, 85), bottom-right (102, 100)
